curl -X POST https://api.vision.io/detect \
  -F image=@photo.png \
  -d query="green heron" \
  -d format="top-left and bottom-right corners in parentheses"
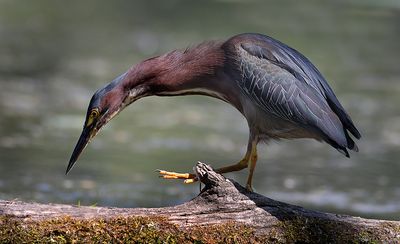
top-left (67, 33), bottom-right (361, 191)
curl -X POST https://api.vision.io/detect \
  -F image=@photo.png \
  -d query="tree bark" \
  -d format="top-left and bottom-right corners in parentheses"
top-left (1, 162), bottom-right (399, 243)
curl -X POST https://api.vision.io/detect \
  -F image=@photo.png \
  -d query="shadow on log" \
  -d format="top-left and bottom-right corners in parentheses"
top-left (1, 162), bottom-right (399, 243)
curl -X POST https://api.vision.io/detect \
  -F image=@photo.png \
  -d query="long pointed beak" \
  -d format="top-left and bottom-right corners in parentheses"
top-left (66, 127), bottom-right (94, 174)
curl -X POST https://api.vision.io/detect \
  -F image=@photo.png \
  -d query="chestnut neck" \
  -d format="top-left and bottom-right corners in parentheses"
top-left (122, 41), bottom-right (242, 110)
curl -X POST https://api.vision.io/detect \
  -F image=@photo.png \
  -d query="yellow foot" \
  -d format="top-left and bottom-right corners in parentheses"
top-left (157, 170), bottom-right (197, 184)
top-left (246, 184), bottom-right (254, 192)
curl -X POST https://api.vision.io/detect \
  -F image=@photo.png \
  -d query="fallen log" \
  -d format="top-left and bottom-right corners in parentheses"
top-left (1, 162), bottom-right (399, 243)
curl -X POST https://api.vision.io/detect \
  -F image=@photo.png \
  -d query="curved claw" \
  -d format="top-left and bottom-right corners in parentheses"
top-left (184, 178), bottom-right (197, 184)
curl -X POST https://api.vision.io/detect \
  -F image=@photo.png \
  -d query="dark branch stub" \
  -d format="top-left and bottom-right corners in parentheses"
top-left (194, 161), bottom-right (226, 189)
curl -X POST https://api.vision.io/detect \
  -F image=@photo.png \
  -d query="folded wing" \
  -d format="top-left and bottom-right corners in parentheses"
top-left (234, 34), bottom-right (360, 155)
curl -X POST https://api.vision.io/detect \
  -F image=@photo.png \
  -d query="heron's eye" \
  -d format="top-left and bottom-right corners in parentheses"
top-left (90, 109), bottom-right (99, 118)
top-left (86, 108), bottom-right (100, 126)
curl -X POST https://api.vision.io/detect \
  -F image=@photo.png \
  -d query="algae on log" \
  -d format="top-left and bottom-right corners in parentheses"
top-left (1, 162), bottom-right (399, 243)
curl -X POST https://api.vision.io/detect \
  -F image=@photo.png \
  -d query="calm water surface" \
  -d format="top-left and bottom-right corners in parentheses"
top-left (0, 0), bottom-right (399, 220)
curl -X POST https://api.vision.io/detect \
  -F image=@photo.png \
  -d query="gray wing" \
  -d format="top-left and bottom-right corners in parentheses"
top-left (240, 34), bottom-right (360, 141)
top-left (234, 35), bottom-right (360, 153)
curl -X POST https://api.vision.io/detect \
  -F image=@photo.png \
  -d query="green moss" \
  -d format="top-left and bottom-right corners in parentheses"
top-left (0, 215), bottom-right (260, 243)
top-left (278, 216), bottom-right (398, 243)
top-left (1, 215), bottom-right (398, 243)
top-left (280, 217), bottom-right (354, 243)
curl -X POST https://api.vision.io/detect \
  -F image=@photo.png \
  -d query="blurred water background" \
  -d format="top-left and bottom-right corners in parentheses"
top-left (0, 0), bottom-right (399, 220)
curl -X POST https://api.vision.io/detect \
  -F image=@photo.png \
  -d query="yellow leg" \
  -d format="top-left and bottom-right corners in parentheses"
top-left (158, 149), bottom-right (251, 184)
top-left (157, 149), bottom-right (251, 184)
top-left (215, 149), bottom-right (251, 174)
top-left (246, 141), bottom-right (258, 191)
top-left (158, 136), bottom-right (259, 187)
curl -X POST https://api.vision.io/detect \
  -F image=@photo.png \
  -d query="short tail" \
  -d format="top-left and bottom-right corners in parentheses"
top-left (325, 123), bottom-right (360, 158)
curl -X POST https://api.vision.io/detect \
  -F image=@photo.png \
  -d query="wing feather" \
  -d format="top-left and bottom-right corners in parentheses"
top-left (236, 42), bottom-right (351, 151)
top-left (239, 35), bottom-right (361, 141)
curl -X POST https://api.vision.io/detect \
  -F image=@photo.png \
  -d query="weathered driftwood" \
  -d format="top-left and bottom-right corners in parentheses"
top-left (1, 162), bottom-right (399, 243)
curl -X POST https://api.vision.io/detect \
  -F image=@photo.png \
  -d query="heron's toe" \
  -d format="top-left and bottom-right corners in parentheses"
top-left (246, 184), bottom-right (254, 192)
top-left (157, 169), bottom-right (197, 183)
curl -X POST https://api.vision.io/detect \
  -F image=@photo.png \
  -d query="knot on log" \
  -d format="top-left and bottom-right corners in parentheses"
top-left (194, 162), bottom-right (226, 188)
top-left (191, 161), bottom-right (257, 208)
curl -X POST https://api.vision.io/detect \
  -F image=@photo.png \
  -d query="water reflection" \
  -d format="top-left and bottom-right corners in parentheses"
top-left (0, 0), bottom-right (399, 220)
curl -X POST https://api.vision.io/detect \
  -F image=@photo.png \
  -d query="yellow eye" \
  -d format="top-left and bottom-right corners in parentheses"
top-left (86, 109), bottom-right (99, 126)
top-left (90, 109), bottom-right (99, 118)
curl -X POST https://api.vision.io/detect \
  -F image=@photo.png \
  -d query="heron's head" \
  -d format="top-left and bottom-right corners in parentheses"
top-left (66, 47), bottom-right (223, 174)
top-left (67, 72), bottom-right (149, 174)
